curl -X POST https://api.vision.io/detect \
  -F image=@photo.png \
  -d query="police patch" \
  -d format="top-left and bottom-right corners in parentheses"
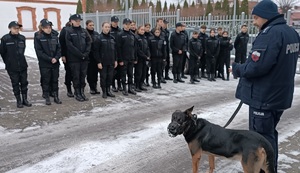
top-left (251, 51), bottom-right (260, 62)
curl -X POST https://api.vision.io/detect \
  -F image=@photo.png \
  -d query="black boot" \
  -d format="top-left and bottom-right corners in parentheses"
top-left (66, 85), bottom-right (74, 97)
top-left (128, 84), bottom-right (137, 95)
top-left (22, 93), bottom-right (32, 107)
top-left (181, 74), bottom-right (187, 79)
top-left (177, 74), bottom-right (185, 83)
top-left (102, 87), bottom-right (107, 98)
top-left (74, 88), bottom-right (84, 102)
top-left (117, 81), bottom-right (123, 91)
top-left (135, 83), bottom-right (142, 92)
top-left (201, 72), bottom-right (207, 78)
top-left (161, 77), bottom-right (167, 84)
top-left (193, 76), bottom-right (200, 82)
top-left (15, 95), bottom-right (23, 108)
top-left (207, 74), bottom-right (212, 81)
top-left (90, 85), bottom-right (96, 95)
top-left (157, 81), bottom-right (162, 89)
top-left (165, 72), bottom-right (172, 80)
top-left (152, 82), bottom-right (158, 89)
top-left (211, 74), bottom-right (216, 81)
top-left (139, 83), bottom-right (148, 91)
top-left (221, 73), bottom-right (225, 80)
top-left (107, 87), bottom-right (115, 97)
top-left (53, 92), bottom-right (62, 104)
top-left (190, 76), bottom-right (195, 84)
top-left (122, 84), bottom-right (128, 96)
top-left (43, 93), bottom-right (51, 105)
top-left (173, 74), bottom-right (178, 83)
top-left (227, 74), bottom-right (230, 81)
top-left (81, 88), bottom-right (89, 101)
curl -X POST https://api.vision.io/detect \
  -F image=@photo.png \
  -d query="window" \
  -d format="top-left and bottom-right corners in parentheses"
top-left (16, 6), bottom-right (37, 31)
top-left (44, 8), bottom-right (61, 30)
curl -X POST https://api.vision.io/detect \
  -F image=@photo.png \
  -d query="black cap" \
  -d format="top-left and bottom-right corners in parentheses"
top-left (69, 14), bottom-right (82, 21)
top-left (41, 19), bottom-right (53, 27)
top-left (175, 22), bottom-right (183, 27)
top-left (123, 18), bottom-right (131, 24)
top-left (163, 19), bottom-right (169, 24)
top-left (8, 21), bottom-right (22, 28)
top-left (111, 16), bottom-right (119, 22)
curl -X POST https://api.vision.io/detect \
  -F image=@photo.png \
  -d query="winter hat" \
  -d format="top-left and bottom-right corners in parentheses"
top-left (252, 0), bottom-right (279, 20)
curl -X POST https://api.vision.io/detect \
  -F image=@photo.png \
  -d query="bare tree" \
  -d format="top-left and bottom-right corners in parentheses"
top-left (275, 0), bottom-right (298, 14)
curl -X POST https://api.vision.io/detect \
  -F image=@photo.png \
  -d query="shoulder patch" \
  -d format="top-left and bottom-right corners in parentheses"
top-left (251, 51), bottom-right (261, 62)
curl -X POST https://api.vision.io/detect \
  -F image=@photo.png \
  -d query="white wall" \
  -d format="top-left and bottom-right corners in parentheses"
top-left (0, 1), bottom-right (77, 38)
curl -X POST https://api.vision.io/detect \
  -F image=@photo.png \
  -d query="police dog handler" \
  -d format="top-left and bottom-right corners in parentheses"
top-left (231, 0), bottom-right (300, 172)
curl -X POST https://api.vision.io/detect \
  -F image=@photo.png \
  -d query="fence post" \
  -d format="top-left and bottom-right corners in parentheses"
top-left (176, 9), bottom-right (180, 23)
top-left (111, 9), bottom-right (114, 16)
top-left (82, 12), bottom-right (86, 28)
top-left (149, 6), bottom-right (153, 28)
top-left (208, 13), bottom-right (211, 29)
top-left (96, 10), bottom-right (99, 32)
top-left (129, 7), bottom-right (133, 19)
top-left (287, 9), bottom-right (291, 26)
top-left (241, 12), bottom-right (245, 25)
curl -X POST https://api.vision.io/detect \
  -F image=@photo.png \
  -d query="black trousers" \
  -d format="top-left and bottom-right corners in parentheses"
top-left (249, 107), bottom-right (283, 172)
top-left (87, 58), bottom-right (99, 88)
top-left (134, 59), bottom-right (147, 86)
top-left (100, 65), bottom-right (114, 88)
top-left (69, 61), bottom-right (88, 89)
top-left (120, 61), bottom-right (134, 85)
top-left (215, 55), bottom-right (221, 75)
top-left (224, 55), bottom-right (231, 76)
top-left (172, 54), bottom-right (183, 75)
top-left (151, 59), bottom-right (163, 83)
top-left (189, 56), bottom-right (198, 76)
top-left (63, 62), bottom-right (73, 87)
top-left (165, 54), bottom-right (171, 77)
top-left (181, 52), bottom-right (188, 75)
top-left (206, 56), bottom-right (216, 74)
top-left (218, 56), bottom-right (225, 74)
top-left (235, 52), bottom-right (247, 64)
top-left (39, 66), bottom-right (59, 93)
top-left (7, 70), bottom-right (29, 96)
top-left (200, 54), bottom-right (206, 74)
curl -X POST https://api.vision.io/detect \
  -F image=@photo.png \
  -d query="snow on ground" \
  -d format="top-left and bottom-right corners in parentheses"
top-left (24, 40), bottom-right (36, 59)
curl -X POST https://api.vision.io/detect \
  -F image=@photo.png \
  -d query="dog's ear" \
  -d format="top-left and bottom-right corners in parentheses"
top-left (184, 106), bottom-right (194, 117)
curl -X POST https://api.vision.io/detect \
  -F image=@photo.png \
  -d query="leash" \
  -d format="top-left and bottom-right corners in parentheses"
top-left (223, 101), bottom-right (243, 128)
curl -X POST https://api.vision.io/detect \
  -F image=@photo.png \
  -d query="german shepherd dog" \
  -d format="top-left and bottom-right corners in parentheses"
top-left (167, 106), bottom-right (275, 173)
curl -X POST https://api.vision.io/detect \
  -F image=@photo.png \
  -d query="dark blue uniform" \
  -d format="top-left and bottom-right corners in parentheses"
top-left (232, 15), bottom-right (300, 171)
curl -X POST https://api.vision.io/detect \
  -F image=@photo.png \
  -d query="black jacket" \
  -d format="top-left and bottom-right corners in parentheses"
top-left (34, 31), bottom-right (61, 68)
top-left (162, 28), bottom-right (170, 55)
top-left (198, 32), bottom-right (208, 52)
top-left (0, 32), bottom-right (28, 71)
top-left (181, 30), bottom-right (189, 51)
top-left (188, 38), bottom-right (203, 59)
top-left (205, 36), bottom-right (220, 58)
top-left (117, 29), bottom-right (136, 62)
top-left (110, 25), bottom-right (122, 39)
top-left (65, 26), bottom-right (92, 62)
top-left (170, 31), bottom-right (186, 55)
top-left (87, 29), bottom-right (99, 62)
top-left (234, 32), bottom-right (249, 55)
top-left (94, 32), bottom-right (117, 65)
top-left (136, 34), bottom-right (150, 61)
top-left (149, 35), bottom-right (166, 59)
top-left (220, 37), bottom-right (233, 60)
top-left (59, 26), bottom-right (71, 58)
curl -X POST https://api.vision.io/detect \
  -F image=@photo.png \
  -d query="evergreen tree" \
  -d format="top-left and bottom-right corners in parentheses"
top-left (231, 0), bottom-right (240, 16)
top-left (176, 2), bottom-right (181, 10)
top-left (163, 1), bottom-right (168, 12)
top-left (128, 0), bottom-right (131, 8)
top-left (240, 0), bottom-right (249, 15)
top-left (215, 1), bottom-right (222, 10)
top-left (191, 1), bottom-right (195, 8)
top-left (149, 0), bottom-right (154, 8)
top-left (183, 0), bottom-right (189, 8)
top-left (133, 0), bottom-right (139, 9)
top-left (199, 0), bottom-right (203, 7)
top-left (206, 0), bottom-right (213, 15)
top-left (140, 0), bottom-right (147, 8)
top-left (170, 3), bottom-right (176, 12)
top-left (86, 0), bottom-right (94, 13)
top-left (222, 0), bottom-right (230, 15)
top-left (76, 0), bottom-right (82, 14)
top-left (117, 0), bottom-right (122, 10)
top-left (156, 0), bottom-right (162, 12)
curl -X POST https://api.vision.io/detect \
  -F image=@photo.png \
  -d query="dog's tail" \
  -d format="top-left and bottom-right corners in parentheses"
top-left (262, 140), bottom-right (275, 173)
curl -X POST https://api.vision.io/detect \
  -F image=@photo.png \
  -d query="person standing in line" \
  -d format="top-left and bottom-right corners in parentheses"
top-left (134, 25), bottom-right (150, 91)
top-left (180, 23), bottom-right (189, 79)
top-left (110, 16), bottom-right (122, 92)
top-left (188, 31), bottom-right (203, 84)
top-left (65, 14), bottom-right (92, 102)
top-left (144, 23), bottom-right (153, 87)
top-left (231, 1), bottom-right (300, 171)
top-left (117, 18), bottom-right (137, 96)
top-left (0, 21), bottom-right (32, 108)
top-left (162, 19), bottom-right (172, 81)
top-left (94, 22), bottom-right (118, 98)
top-left (219, 31), bottom-right (233, 81)
top-left (86, 20), bottom-right (100, 95)
top-left (170, 23), bottom-right (186, 83)
top-left (205, 28), bottom-right (220, 82)
top-left (198, 25), bottom-right (208, 79)
top-left (234, 24), bottom-right (249, 64)
top-left (215, 27), bottom-right (223, 78)
top-left (59, 19), bottom-right (74, 97)
top-left (34, 19), bottom-right (62, 105)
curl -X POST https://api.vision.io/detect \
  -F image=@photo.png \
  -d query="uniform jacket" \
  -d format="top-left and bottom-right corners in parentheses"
top-left (59, 26), bottom-right (70, 58)
top-left (87, 29), bottom-right (100, 62)
top-left (65, 26), bottom-right (92, 62)
top-left (117, 29), bottom-right (136, 62)
top-left (34, 31), bottom-right (61, 68)
top-left (149, 35), bottom-right (166, 59)
top-left (198, 32), bottom-right (208, 53)
top-left (162, 28), bottom-right (170, 56)
top-left (136, 34), bottom-right (150, 61)
top-left (110, 25), bottom-right (122, 40)
top-left (188, 38), bottom-right (203, 59)
top-left (233, 15), bottom-right (300, 110)
top-left (205, 36), bottom-right (220, 59)
top-left (0, 32), bottom-right (28, 71)
top-left (94, 32), bottom-right (117, 66)
top-left (234, 32), bottom-right (249, 55)
top-left (219, 37), bottom-right (233, 60)
top-left (181, 30), bottom-right (189, 51)
top-left (170, 31), bottom-right (186, 55)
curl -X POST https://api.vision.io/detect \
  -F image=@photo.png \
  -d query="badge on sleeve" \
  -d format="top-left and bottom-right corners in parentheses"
top-left (251, 51), bottom-right (260, 62)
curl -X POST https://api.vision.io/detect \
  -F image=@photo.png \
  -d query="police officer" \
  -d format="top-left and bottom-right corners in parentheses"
top-left (117, 18), bottom-right (137, 96)
top-left (180, 23), bottom-right (189, 79)
top-left (110, 16), bottom-right (122, 92)
top-left (162, 19), bottom-right (172, 81)
top-left (234, 24), bottom-right (249, 64)
top-left (215, 27), bottom-right (223, 78)
top-left (65, 14), bottom-right (92, 102)
top-left (59, 19), bottom-right (74, 97)
top-left (198, 25), bottom-right (208, 78)
top-left (144, 23), bottom-right (153, 86)
top-left (34, 19), bottom-right (61, 105)
top-left (149, 28), bottom-right (166, 89)
top-left (205, 28), bottom-right (220, 82)
top-left (231, 1), bottom-right (300, 171)
top-left (0, 21), bottom-right (32, 108)
top-left (86, 20), bottom-right (100, 95)
top-left (94, 22), bottom-right (118, 99)
top-left (219, 31), bottom-right (233, 81)
top-left (188, 31), bottom-right (203, 84)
